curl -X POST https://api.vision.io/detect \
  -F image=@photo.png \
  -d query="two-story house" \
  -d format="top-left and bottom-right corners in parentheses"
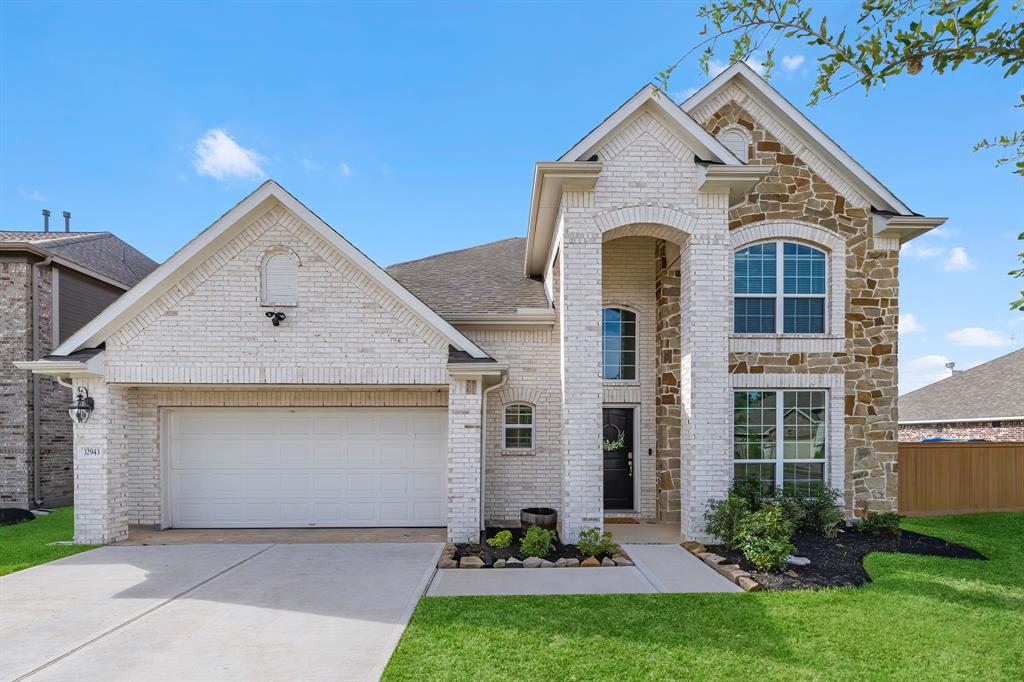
top-left (18, 64), bottom-right (943, 544)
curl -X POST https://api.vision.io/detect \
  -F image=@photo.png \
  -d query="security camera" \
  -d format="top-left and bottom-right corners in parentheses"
top-left (265, 311), bottom-right (287, 326)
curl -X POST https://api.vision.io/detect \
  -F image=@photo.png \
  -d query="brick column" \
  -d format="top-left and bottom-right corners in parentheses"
top-left (72, 378), bottom-right (129, 544)
top-left (447, 375), bottom-right (483, 542)
top-left (559, 215), bottom-right (604, 543)
top-left (679, 207), bottom-right (732, 541)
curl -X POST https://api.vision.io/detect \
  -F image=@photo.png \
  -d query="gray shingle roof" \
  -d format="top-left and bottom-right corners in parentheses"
top-left (0, 231), bottom-right (158, 288)
top-left (899, 347), bottom-right (1024, 422)
top-left (387, 238), bottom-right (550, 317)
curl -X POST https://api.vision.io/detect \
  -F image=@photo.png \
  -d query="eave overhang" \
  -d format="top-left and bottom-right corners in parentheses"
top-left (0, 243), bottom-right (131, 290)
top-left (873, 214), bottom-right (947, 244)
top-left (698, 164), bottom-right (773, 204)
top-left (14, 349), bottom-right (106, 380)
top-left (524, 162), bottom-right (602, 276)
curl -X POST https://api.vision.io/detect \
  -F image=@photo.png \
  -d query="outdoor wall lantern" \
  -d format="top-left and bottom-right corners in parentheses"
top-left (265, 311), bottom-right (287, 326)
top-left (68, 386), bottom-right (95, 424)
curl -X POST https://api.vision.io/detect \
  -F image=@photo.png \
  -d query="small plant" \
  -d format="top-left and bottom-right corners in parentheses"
top-left (730, 474), bottom-right (772, 510)
top-left (703, 493), bottom-right (750, 549)
top-left (798, 487), bottom-right (845, 539)
top-left (735, 501), bottom-right (795, 573)
top-left (575, 527), bottom-right (617, 558)
top-left (519, 526), bottom-right (555, 558)
top-left (859, 510), bottom-right (901, 538)
top-left (486, 530), bottom-right (513, 549)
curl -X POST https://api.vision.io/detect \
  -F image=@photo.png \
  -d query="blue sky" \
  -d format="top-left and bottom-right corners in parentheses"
top-left (1, 1), bottom-right (1020, 392)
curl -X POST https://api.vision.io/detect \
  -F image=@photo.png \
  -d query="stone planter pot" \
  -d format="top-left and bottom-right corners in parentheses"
top-left (520, 507), bottom-right (557, 530)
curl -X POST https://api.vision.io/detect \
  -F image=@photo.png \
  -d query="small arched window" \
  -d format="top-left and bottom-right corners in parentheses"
top-left (734, 242), bottom-right (826, 334)
top-left (261, 251), bottom-right (298, 306)
top-left (602, 307), bottom-right (637, 380)
top-left (503, 404), bottom-right (534, 449)
top-left (718, 128), bottom-right (750, 162)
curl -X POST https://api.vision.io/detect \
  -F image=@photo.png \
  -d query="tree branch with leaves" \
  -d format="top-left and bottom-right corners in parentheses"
top-left (659, 0), bottom-right (1024, 174)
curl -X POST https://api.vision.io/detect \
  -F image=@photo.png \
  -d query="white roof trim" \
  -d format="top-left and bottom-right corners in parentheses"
top-left (899, 416), bottom-right (1024, 425)
top-left (682, 62), bottom-right (914, 216)
top-left (559, 83), bottom-right (745, 165)
top-left (53, 180), bottom-right (490, 359)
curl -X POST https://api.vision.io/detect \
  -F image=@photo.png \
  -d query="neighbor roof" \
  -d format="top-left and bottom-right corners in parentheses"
top-left (899, 348), bottom-right (1024, 423)
top-left (0, 231), bottom-right (158, 288)
top-left (388, 238), bottom-right (549, 317)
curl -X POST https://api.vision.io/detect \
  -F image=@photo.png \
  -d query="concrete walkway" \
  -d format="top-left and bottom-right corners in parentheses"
top-left (1, 543), bottom-right (442, 682)
top-left (426, 543), bottom-right (738, 596)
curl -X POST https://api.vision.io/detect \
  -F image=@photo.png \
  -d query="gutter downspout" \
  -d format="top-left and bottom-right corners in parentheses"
top-left (30, 256), bottom-right (53, 507)
top-left (479, 372), bottom-right (509, 543)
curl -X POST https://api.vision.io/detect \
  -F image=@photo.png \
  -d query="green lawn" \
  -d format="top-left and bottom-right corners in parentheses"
top-left (0, 507), bottom-right (97, 576)
top-left (384, 513), bottom-right (1024, 681)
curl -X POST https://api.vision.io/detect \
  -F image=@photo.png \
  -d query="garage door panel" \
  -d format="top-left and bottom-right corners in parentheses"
top-left (167, 408), bottom-right (447, 528)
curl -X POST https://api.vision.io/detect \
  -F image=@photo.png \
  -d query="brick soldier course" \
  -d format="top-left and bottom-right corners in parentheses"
top-left (17, 63), bottom-right (943, 543)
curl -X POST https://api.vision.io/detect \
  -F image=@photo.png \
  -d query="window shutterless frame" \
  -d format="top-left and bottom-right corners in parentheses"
top-left (733, 241), bottom-right (828, 334)
top-left (502, 403), bottom-right (534, 449)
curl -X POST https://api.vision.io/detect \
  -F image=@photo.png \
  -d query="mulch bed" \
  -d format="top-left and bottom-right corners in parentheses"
top-left (708, 528), bottom-right (986, 591)
top-left (454, 528), bottom-right (611, 565)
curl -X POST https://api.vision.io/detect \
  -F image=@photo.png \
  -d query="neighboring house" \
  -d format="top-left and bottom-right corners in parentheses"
top-left (899, 348), bottom-right (1024, 442)
top-left (17, 64), bottom-right (945, 545)
top-left (1, 227), bottom-right (158, 509)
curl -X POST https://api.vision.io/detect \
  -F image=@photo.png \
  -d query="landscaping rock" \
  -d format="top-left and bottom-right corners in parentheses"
top-left (580, 557), bottom-right (601, 567)
top-left (523, 557), bottom-right (544, 568)
top-left (437, 558), bottom-right (458, 569)
top-left (505, 558), bottom-right (523, 568)
top-left (714, 563), bottom-right (741, 579)
top-left (539, 559), bottom-right (555, 568)
top-left (493, 559), bottom-right (506, 568)
top-left (737, 576), bottom-right (762, 592)
top-left (459, 556), bottom-right (485, 569)
top-left (697, 552), bottom-right (726, 566)
top-left (787, 555), bottom-right (811, 566)
top-left (554, 558), bottom-right (580, 568)
top-left (681, 541), bottom-right (706, 553)
top-left (601, 557), bottom-right (616, 567)
top-left (613, 557), bottom-right (634, 567)
top-left (722, 566), bottom-right (751, 582)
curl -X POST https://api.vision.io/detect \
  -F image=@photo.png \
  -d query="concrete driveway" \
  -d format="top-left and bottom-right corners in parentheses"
top-left (0, 542), bottom-right (442, 682)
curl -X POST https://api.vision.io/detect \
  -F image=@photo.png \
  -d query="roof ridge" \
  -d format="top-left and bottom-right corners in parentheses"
top-left (386, 237), bottom-right (525, 269)
top-left (32, 231), bottom-right (113, 246)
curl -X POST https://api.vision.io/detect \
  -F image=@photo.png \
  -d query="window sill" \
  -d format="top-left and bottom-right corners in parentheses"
top-left (603, 380), bottom-right (641, 386)
top-left (500, 449), bottom-right (537, 457)
top-left (729, 335), bottom-right (845, 354)
top-left (260, 303), bottom-right (298, 308)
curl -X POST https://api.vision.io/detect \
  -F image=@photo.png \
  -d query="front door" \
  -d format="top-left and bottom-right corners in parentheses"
top-left (602, 407), bottom-right (634, 510)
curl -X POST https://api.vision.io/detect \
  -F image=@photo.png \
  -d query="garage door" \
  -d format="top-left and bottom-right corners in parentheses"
top-left (165, 408), bottom-right (447, 528)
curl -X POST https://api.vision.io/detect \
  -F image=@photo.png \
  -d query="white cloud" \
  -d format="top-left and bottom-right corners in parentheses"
top-left (900, 242), bottom-right (945, 259)
top-left (781, 54), bottom-right (805, 71)
top-left (676, 86), bottom-right (699, 101)
top-left (192, 129), bottom-right (266, 181)
top-left (19, 188), bottom-right (47, 202)
top-left (899, 313), bottom-right (926, 334)
top-left (301, 158), bottom-right (321, 171)
top-left (339, 163), bottom-right (353, 177)
top-left (946, 327), bottom-right (1014, 347)
top-left (943, 246), bottom-right (976, 271)
top-left (709, 57), bottom-right (766, 77)
top-left (1008, 316), bottom-right (1024, 327)
top-left (929, 227), bottom-right (956, 239)
top-left (906, 354), bottom-right (950, 369)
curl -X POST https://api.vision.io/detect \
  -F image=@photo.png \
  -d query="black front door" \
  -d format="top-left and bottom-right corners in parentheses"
top-left (603, 407), bottom-right (634, 510)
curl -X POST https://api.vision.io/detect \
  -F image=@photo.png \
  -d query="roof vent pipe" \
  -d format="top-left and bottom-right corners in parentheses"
top-left (42, 209), bottom-right (50, 232)
top-left (63, 211), bottom-right (71, 232)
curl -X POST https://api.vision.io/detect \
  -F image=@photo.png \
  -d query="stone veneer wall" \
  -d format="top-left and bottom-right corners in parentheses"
top-left (654, 240), bottom-right (681, 521)
top-left (703, 101), bottom-right (901, 514)
top-left (899, 421), bottom-right (1024, 442)
top-left (0, 257), bottom-right (72, 508)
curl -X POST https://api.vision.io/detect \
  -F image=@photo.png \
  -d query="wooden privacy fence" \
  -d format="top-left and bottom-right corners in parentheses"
top-left (898, 442), bottom-right (1024, 516)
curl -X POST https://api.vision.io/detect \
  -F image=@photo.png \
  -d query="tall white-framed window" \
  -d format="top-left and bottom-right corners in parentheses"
top-left (733, 389), bottom-right (827, 495)
top-left (734, 241), bottom-right (827, 334)
top-left (503, 403), bottom-right (534, 449)
top-left (602, 307), bottom-right (637, 380)
top-left (261, 250), bottom-right (298, 306)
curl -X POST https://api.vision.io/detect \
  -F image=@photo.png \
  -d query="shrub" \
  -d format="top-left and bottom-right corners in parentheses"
top-left (575, 527), bottom-right (617, 558)
top-left (775, 489), bottom-right (808, 530)
top-left (519, 526), bottom-right (555, 558)
top-left (703, 494), bottom-right (750, 549)
top-left (798, 487), bottom-right (844, 539)
top-left (730, 474), bottom-right (772, 510)
top-left (486, 530), bottom-right (513, 549)
top-left (859, 510), bottom-right (901, 537)
top-left (735, 502), bottom-right (795, 572)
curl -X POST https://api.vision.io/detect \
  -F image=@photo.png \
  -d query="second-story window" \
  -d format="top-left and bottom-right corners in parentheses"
top-left (734, 242), bottom-right (826, 334)
top-left (602, 307), bottom-right (636, 380)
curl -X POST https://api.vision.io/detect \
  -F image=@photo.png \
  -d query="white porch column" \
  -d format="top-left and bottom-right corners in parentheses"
top-left (72, 377), bottom-right (129, 544)
top-left (559, 214), bottom-right (604, 543)
top-left (679, 199), bottom-right (732, 541)
top-left (446, 374), bottom-right (483, 542)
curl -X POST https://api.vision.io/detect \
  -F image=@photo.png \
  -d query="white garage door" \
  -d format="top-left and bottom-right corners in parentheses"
top-left (165, 408), bottom-right (447, 528)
